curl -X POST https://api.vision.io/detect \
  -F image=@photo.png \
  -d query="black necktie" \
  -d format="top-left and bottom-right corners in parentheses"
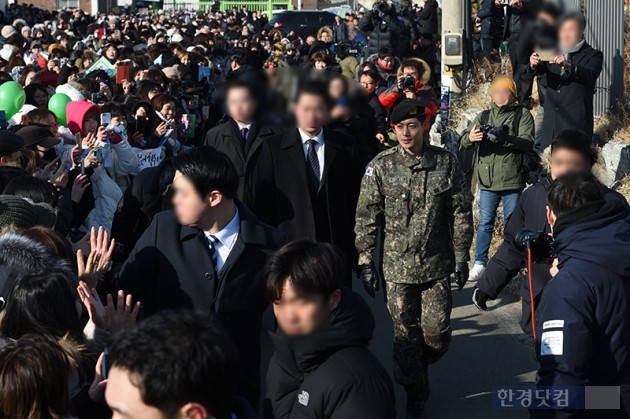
top-left (241, 127), bottom-right (248, 142)
top-left (306, 139), bottom-right (320, 194)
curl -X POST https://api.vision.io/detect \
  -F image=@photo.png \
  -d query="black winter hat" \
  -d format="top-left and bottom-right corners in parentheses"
top-left (390, 99), bottom-right (426, 125)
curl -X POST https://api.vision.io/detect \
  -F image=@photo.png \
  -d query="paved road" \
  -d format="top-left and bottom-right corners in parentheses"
top-left (260, 276), bottom-right (537, 418)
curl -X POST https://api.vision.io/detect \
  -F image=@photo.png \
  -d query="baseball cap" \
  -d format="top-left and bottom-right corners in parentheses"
top-left (16, 126), bottom-right (60, 149)
top-left (0, 130), bottom-right (23, 156)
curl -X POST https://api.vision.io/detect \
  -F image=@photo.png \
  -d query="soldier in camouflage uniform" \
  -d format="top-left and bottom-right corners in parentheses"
top-left (354, 100), bottom-right (474, 419)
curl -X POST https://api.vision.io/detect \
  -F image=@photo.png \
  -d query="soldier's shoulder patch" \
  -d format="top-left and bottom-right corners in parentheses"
top-left (373, 147), bottom-right (398, 161)
top-left (364, 166), bottom-right (374, 177)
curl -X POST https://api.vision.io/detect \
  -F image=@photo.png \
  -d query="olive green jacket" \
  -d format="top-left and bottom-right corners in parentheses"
top-left (460, 102), bottom-right (535, 191)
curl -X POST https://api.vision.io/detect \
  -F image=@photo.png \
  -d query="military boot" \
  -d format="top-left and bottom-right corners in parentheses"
top-left (404, 385), bottom-right (427, 419)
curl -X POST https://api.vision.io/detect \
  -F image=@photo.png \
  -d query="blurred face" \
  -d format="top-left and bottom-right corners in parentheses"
top-left (273, 280), bottom-right (339, 335)
top-left (359, 74), bottom-right (377, 95)
top-left (294, 93), bottom-right (327, 133)
top-left (319, 31), bottom-right (330, 43)
top-left (83, 110), bottom-right (99, 135)
top-left (33, 89), bottom-right (48, 108)
top-left (172, 171), bottom-right (208, 226)
top-left (0, 150), bottom-right (21, 167)
top-left (314, 59), bottom-right (327, 70)
top-left (394, 117), bottom-right (425, 155)
top-left (105, 46), bottom-right (117, 60)
top-left (226, 86), bottom-right (256, 123)
top-left (492, 87), bottom-right (512, 107)
top-left (549, 148), bottom-right (591, 180)
top-left (105, 367), bottom-right (165, 419)
top-left (306, 36), bottom-right (315, 45)
top-left (328, 78), bottom-right (345, 100)
top-left (559, 19), bottom-right (583, 49)
top-left (402, 66), bottom-right (419, 81)
top-left (83, 57), bottom-right (94, 68)
top-left (538, 11), bottom-right (555, 27)
top-left (24, 70), bottom-right (37, 86)
top-left (160, 101), bottom-right (176, 120)
top-left (46, 114), bottom-right (59, 135)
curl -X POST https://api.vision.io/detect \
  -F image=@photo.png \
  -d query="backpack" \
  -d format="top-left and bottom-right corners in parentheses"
top-left (479, 107), bottom-right (541, 185)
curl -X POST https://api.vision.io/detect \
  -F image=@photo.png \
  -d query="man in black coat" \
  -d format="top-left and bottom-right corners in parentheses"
top-left (251, 85), bottom-right (360, 285)
top-left (417, 0), bottom-right (439, 38)
top-left (473, 130), bottom-right (628, 342)
top-left (359, 1), bottom-right (403, 57)
top-left (116, 147), bottom-right (286, 407)
top-left (204, 82), bottom-right (280, 206)
top-left (504, 0), bottom-right (533, 105)
top-left (477, 0), bottom-right (506, 57)
top-left (263, 241), bottom-right (396, 419)
top-left (527, 12), bottom-right (603, 151)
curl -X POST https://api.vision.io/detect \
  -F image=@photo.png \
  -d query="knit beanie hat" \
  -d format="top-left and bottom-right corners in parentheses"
top-left (490, 76), bottom-right (518, 97)
top-left (0, 195), bottom-right (56, 229)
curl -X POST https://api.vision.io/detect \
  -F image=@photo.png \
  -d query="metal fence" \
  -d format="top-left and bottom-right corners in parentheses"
top-left (584, 0), bottom-right (625, 117)
top-left (163, 0), bottom-right (293, 14)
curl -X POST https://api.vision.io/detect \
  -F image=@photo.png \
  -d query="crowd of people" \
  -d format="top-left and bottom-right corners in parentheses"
top-left (0, 1), bottom-right (627, 419)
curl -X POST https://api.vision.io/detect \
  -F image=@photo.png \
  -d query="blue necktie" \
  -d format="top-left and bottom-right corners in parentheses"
top-left (306, 139), bottom-right (320, 194)
top-left (207, 234), bottom-right (218, 273)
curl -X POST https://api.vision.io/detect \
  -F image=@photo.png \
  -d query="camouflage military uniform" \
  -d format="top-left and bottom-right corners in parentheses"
top-left (355, 144), bottom-right (473, 399)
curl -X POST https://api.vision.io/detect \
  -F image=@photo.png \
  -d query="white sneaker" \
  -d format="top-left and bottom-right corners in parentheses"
top-left (468, 264), bottom-right (486, 282)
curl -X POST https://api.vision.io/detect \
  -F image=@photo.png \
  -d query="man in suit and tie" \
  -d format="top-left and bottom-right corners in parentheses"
top-left (252, 84), bottom-right (360, 285)
top-left (204, 81), bottom-right (280, 206)
top-left (116, 146), bottom-right (286, 407)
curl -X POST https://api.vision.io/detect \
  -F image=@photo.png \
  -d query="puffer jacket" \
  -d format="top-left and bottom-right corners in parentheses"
top-left (359, 9), bottom-right (403, 57)
top-left (460, 101), bottom-right (535, 191)
top-left (264, 288), bottom-right (396, 418)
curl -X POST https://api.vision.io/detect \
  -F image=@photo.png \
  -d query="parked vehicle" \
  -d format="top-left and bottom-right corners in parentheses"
top-left (270, 11), bottom-right (337, 38)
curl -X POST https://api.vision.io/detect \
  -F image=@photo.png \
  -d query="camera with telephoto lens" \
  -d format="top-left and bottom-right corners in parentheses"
top-left (478, 124), bottom-right (509, 144)
top-left (401, 75), bottom-right (416, 92)
top-left (514, 230), bottom-right (555, 263)
top-left (374, 1), bottom-right (389, 13)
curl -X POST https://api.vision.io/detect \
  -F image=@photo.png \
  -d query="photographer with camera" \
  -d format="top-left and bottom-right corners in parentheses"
top-left (533, 172), bottom-right (630, 417)
top-left (472, 130), bottom-right (628, 343)
top-left (358, 0), bottom-right (404, 58)
top-left (378, 58), bottom-right (439, 130)
top-left (460, 76), bottom-right (535, 283)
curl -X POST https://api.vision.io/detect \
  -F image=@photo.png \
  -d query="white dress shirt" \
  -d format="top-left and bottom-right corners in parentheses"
top-left (236, 122), bottom-right (253, 140)
top-left (298, 128), bottom-right (325, 181)
top-left (204, 208), bottom-right (240, 272)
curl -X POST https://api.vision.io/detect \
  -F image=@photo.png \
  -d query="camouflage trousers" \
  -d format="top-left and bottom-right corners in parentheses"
top-left (385, 278), bottom-right (453, 401)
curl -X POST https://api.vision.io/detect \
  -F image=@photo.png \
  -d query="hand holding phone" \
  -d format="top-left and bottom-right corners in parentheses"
top-left (100, 112), bottom-right (112, 127)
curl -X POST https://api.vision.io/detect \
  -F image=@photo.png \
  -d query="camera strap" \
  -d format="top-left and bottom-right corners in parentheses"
top-left (527, 246), bottom-right (538, 342)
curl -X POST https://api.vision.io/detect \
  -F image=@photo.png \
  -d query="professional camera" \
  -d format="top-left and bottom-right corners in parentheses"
top-left (373, 0), bottom-right (389, 13)
top-left (336, 42), bottom-right (359, 60)
top-left (401, 75), bottom-right (416, 91)
top-left (478, 124), bottom-right (509, 144)
top-left (90, 92), bottom-right (108, 104)
top-left (514, 230), bottom-right (555, 263)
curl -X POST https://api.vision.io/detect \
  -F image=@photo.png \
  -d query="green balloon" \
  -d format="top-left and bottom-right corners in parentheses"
top-left (48, 93), bottom-right (72, 127)
top-left (0, 81), bottom-right (25, 119)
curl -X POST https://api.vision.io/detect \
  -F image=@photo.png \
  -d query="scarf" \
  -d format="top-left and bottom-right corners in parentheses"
top-left (560, 37), bottom-right (585, 75)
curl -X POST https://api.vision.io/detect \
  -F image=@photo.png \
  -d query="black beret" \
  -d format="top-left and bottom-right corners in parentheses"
top-left (390, 99), bottom-right (426, 124)
top-left (0, 130), bottom-right (24, 157)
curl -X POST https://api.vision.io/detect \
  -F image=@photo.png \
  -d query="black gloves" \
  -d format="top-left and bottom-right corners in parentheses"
top-left (472, 288), bottom-right (489, 311)
top-left (359, 264), bottom-right (381, 298)
top-left (454, 262), bottom-right (469, 290)
top-left (486, 125), bottom-right (509, 144)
